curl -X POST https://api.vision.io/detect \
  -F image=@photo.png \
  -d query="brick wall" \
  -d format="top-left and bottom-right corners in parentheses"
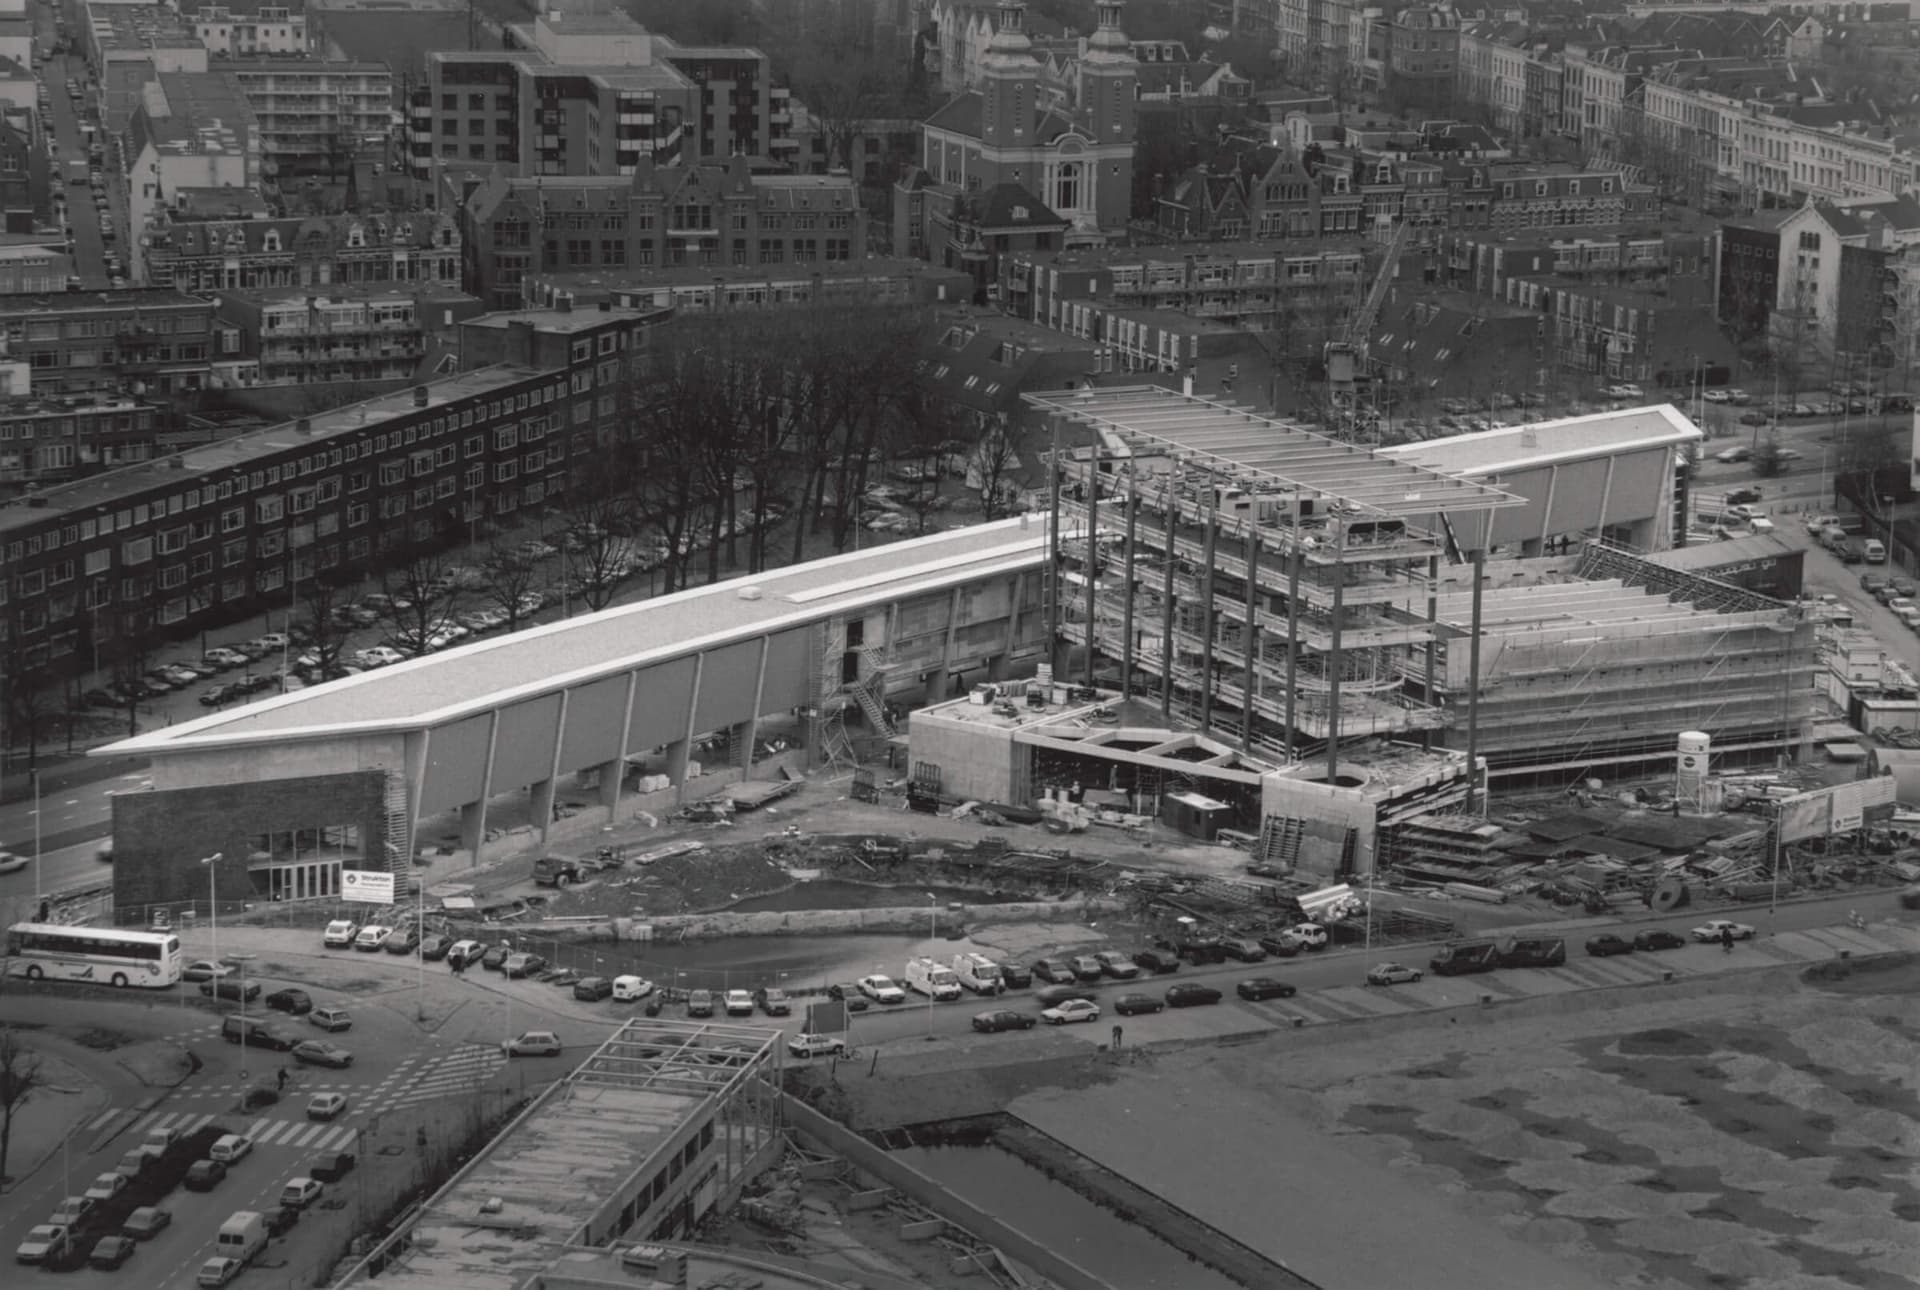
top-left (111, 770), bottom-right (387, 913)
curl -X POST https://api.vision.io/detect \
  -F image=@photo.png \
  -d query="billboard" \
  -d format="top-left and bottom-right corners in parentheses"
top-left (341, 869), bottom-right (395, 905)
top-left (1776, 778), bottom-right (1898, 843)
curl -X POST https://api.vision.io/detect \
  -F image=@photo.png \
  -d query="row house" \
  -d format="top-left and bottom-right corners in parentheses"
top-left (1457, 21), bottom-right (1563, 139)
top-left (182, 1), bottom-right (310, 57)
top-left (461, 159), bottom-right (866, 309)
top-left (521, 257), bottom-right (975, 313)
top-left (1442, 224), bottom-right (1714, 299)
top-left (0, 306), bottom-right (661, 682)
top-left (142, 210), bottom-right (462, 295)
top-left (1563, 43), bottom-right (1682, 151)
top-left (999, 239), bottom-right (1369, 335)
top-left (1514, 278), bottom-right (1736, 385)
top-left (0, 289), bottom-right (219, 398)
top-left (0, 398), bottom-right (164, 496)
top-left (212, 284), bottom-right (485, 387)
top-left (1483, 163), bottom-right (1659, 232)
top-left (1155, 146), bottom-right (1408, 243)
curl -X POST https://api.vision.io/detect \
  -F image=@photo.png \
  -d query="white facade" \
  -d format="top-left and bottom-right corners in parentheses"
top-left (190, 5), bottom-right (309, 57)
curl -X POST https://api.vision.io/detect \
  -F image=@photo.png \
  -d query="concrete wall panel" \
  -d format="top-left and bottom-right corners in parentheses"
top-left (420, 713), bottom-right (491, 815)
top-left (628, 656), bottom-right (697, 753)
top-left (1603, 448), bottom-right (1668, 527)
top-left (760, 628), bottom-right (810, 712)
top-left (491, 694), bottom-right (562, 790)
top-left (145, 733), bottom-right (407, 791)
top-left (558, 675), bottom-right (628, 771)
top-left (692, 640), bottom-right (762, 734)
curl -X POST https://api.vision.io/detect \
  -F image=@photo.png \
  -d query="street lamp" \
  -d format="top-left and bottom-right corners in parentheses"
top-left (30, 768), bottom-right (41, 904)
top-left (200, 852), bottom-right (223, 963)
top-left (924, 893), bottom-right (938, 1038)
top-left (228, 952), bottom-right (256, 1078)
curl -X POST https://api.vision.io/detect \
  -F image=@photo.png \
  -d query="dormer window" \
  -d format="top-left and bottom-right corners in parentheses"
top-left (261, 229), bottom-right (281, 253)
top-left (346, 223), bottom-right (365, 249)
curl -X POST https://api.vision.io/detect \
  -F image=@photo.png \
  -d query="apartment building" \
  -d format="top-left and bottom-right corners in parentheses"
top-left (413, 6), bottom-right (792, 182)
top-left (182, 0), bottom-right (310, 57)
top-left (0, 305), bottom-right (661, 682)
top-left (0, 288), bottom-right (218, 397)
top-left (85, 3), bottom-right (211, 140)
top-left (0, 110), bottom-right (46, 234)
top-left (1509, 278), bottom-right (1736, 384)
top-left (1483, 163), bottom-right (1659, 232)
top-left (142, 208), bottom-right (461, 294)
top-left (520, 257), bottom-right (974, 313)
top-left (1442, 223), bottom-right (1714, 299)
top-left (1383, 4), bottom-right (1459, 114)
top-left (460, 160), bottom-right (865, 308)
top-left (0, 397), bottom-right (163, 496)
top-left (1457, 21), bottom-right (1564, 139)
top-left (1000, 239), bottom-right (1369, 335)
top-left (129, 74), bottom-right (263, 239)
top-left (0, 243), bottom-right (70, 295)
top-left (220, 59), bottom-right (393, 178)
top-left (213, 283), bottom-right (484, 386)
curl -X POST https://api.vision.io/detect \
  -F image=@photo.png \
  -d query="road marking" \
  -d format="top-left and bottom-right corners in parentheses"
top-left (246, 1116), bottom-right (270, 1139)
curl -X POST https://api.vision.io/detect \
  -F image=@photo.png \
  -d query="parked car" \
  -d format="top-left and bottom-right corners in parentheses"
top-left (1091, 950), bottom-right (1140, 979)
top-left (724, 988), bottom-right (755, 1016)
top-left (1285, 923), bottom-right (1330, 951)
top-left (419, 934), bottom-right (455, 961)
top-left (1131, 948), bottom-right (1181, 974)
top-left (1041, 998), bottom-right (1101, 1024)
top-left (572, 976), bottom-right (613, 1002)
top-left (83, 1172), bottom-right (127, 1203)
top-left (502, 1030), bottom-right (563, 1057)
top-left (480, 943), bottom-right (514, 971)
top-left (1220, 938), bottom-right (1269, 963)
top-left (1165, 983), bottom-right (1223, 1008)
top-left (383, 926), bottom-right (421, 955)
top-left (121, 1207), bottom-right (171, 1241)
top-left (825, 983), bottom-right (871, 1012)
top-left (1584, 934), bottom-right (1636, 957)
top-left (1113, 993), bottom-right (1164, 1016)
top-left (280, 1177), bottom-right (324, 1209)
top-left (291, 1040), bottom-right (353, 1069)
top-left (1691, 919), bottom-right (1755, 942)
top-left (1235, 977), bottom-right (1297, 1001)
top-left (787, 1033), bottom-right (847, 1058)
top-left (686, 989), bottom-right (715, 1017)
top-left (182, 959), bottom-right (238, 982)
top-left (1031, 957), bottom-right (1079, 985)
top-left (753, 987), bottom-right (791, 1016)
top-left (308, 1152), bottom-right (356, 1184)
top-left (265, 988), bottom-right (312, 1015)
top-left (502, 952), bottom-right (547, 979)
top-left (971, 1009), bottom-right (1036, 1033)
top-left (858, 974), bottom-right (906, 1003)
top-left (1365, 962), bottom-right (1423, 986)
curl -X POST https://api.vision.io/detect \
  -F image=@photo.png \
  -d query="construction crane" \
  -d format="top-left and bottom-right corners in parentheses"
top-left (1324, 218), bottom-right (1412, 439)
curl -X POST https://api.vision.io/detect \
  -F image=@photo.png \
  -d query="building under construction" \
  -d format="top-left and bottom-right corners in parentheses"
top-left (1021, 387), bottom-right (1816, 809)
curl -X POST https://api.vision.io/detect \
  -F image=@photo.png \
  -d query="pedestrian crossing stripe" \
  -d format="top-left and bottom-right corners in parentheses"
top-left (101, 1107), bottom-right (357, 1152)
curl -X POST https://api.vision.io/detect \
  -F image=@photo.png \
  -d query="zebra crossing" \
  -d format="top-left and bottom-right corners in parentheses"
top-left (85, 1044), bottom-right (507, 1152)
top-left (87, 1107), bottom-right (361, 1153)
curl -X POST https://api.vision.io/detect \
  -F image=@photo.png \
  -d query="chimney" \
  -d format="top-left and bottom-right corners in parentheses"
top-left (556, 296), bottom-right (571, 312)
top-left (295, 418), bottom-right (312, 436)
top-left (413, 385), bottom-right (430, 408)
top-left (598, 300), bottom-right (611, 312)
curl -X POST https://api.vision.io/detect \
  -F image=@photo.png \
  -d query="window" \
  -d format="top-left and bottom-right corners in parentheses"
top-left (123, 537), bottom-right (153, 565)
top-left (256, 496), bottom-right (284, 524)
top-left (494, 425), bottom-right (519, 451)
top-left (494, 461), bottom-right (518, 483)
top-left (223, 538), bottom-right (247, 566)
top-left (347, 501), bottom-right (369, 527)
top-left (379, 461), bottom-right (405, 486)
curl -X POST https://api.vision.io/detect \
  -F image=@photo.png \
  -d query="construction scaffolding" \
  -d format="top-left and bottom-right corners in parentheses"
top-left (1029, 385), bottom-right (1525, 788)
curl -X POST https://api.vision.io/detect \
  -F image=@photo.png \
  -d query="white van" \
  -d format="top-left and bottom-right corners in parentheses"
top-left (611, 975), bottom-right (654, 1002)
top-left (1865, 538), bottom-right (1888, 564)
top-left (949, 952), bottom-right (1003, 994)
top-left (904, 956), bottom-right (963, 1001)
top-left (214, 1211), bottom-right (267, 1265)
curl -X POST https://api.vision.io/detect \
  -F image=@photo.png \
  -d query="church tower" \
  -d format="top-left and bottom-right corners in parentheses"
top-left (1080, 0), bottom-right (1136, 145)
top-left (1079, 0), bottom-right (1136, 227)
top-left (979, 1), bottom-right (1039, 156)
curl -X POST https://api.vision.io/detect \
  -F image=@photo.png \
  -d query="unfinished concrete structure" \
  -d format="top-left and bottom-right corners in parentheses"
top-left (1022, 387), bottom-right (1814, 806)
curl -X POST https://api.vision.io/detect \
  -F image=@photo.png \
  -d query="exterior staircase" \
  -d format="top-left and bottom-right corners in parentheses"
top-left (1255, 816), bottom-right (1304, 871)
top-left (381, 769), bottom-right (411, 873)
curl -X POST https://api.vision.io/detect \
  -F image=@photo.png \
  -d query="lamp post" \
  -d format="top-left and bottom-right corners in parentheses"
top-left (200, 852), bottom-right (222, 963)
top-left (924, 893), bottom-right (938, 1038)
top-left (228, 953), bottom-right (255, 1078)
top-left (30, 767), bottom-right (41, 904)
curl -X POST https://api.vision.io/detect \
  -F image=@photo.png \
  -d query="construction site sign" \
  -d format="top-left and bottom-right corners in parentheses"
top-left (1777, 779), bottom-right (1897, 844)
top-left (341, 869), bottom-right (395, 905)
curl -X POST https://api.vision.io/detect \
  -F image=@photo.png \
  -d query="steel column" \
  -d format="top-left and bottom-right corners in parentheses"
top-left (1083, 453), bottom-right (1099, 687)
top-left (1325, 531), bottom-right (1346, 782)
top-left (1199, 504), bottom-right (1217, 735)
top-left (1241, 524), bottom-right (1259, 752)
top-left (1120, 473), bottom-right (1138, 700)
top-left (1466, 547), bottom-right (1486, 814)
top-left (1283, 545), bottom-right (1301, 760)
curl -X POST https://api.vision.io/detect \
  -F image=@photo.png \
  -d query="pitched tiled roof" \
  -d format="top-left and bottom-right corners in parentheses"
top-left (926, 92), bottom-right (984, 136)
top-left (975, 182), bottom-right (1066, 230)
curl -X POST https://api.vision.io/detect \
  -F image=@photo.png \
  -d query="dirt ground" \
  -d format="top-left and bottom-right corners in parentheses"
top-left (800, 956), bottom-right (1920, 1290)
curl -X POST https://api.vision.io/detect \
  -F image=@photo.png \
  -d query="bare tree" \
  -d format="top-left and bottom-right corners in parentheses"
top-left (554, 448), bottom-right (647, 613)
top-left (0, 645), bottom-right (59, 772)
top-left (967, 413), bottom-right (1030, 520)
top-left (377, 546), bottom-right (465, 658)
top-left (292, 575), bottom-right (355, 681)
top-left (0, 1028), bottom-right (46, 1188)
top-left (480, 534), bottom-right (551, 633)
top-left (787, 47), bottom-right (911, 175)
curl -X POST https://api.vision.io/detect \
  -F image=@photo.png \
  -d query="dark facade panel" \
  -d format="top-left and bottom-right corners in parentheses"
top-left (692, 639), bottom-right (763, 733)
top-left (420, 712), bottom-right (493, 815)
top-left (491, 693), bottom-right (563, 790)
top-left (111, 771), bottom-right (384, 913)
top-left (628, 655), bottom-right (697, 752)
top-left (558, 674), bottom-right (629, 771)
top-left (760, 628), bottom-right (811, 713)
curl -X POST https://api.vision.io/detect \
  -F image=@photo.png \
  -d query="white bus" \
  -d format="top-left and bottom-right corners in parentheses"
top-left (4, 922), bottom-right (184, 989)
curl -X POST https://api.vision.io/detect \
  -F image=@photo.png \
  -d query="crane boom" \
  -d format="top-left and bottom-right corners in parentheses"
top-left (1323, 219), bottom-right (1413, 429)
